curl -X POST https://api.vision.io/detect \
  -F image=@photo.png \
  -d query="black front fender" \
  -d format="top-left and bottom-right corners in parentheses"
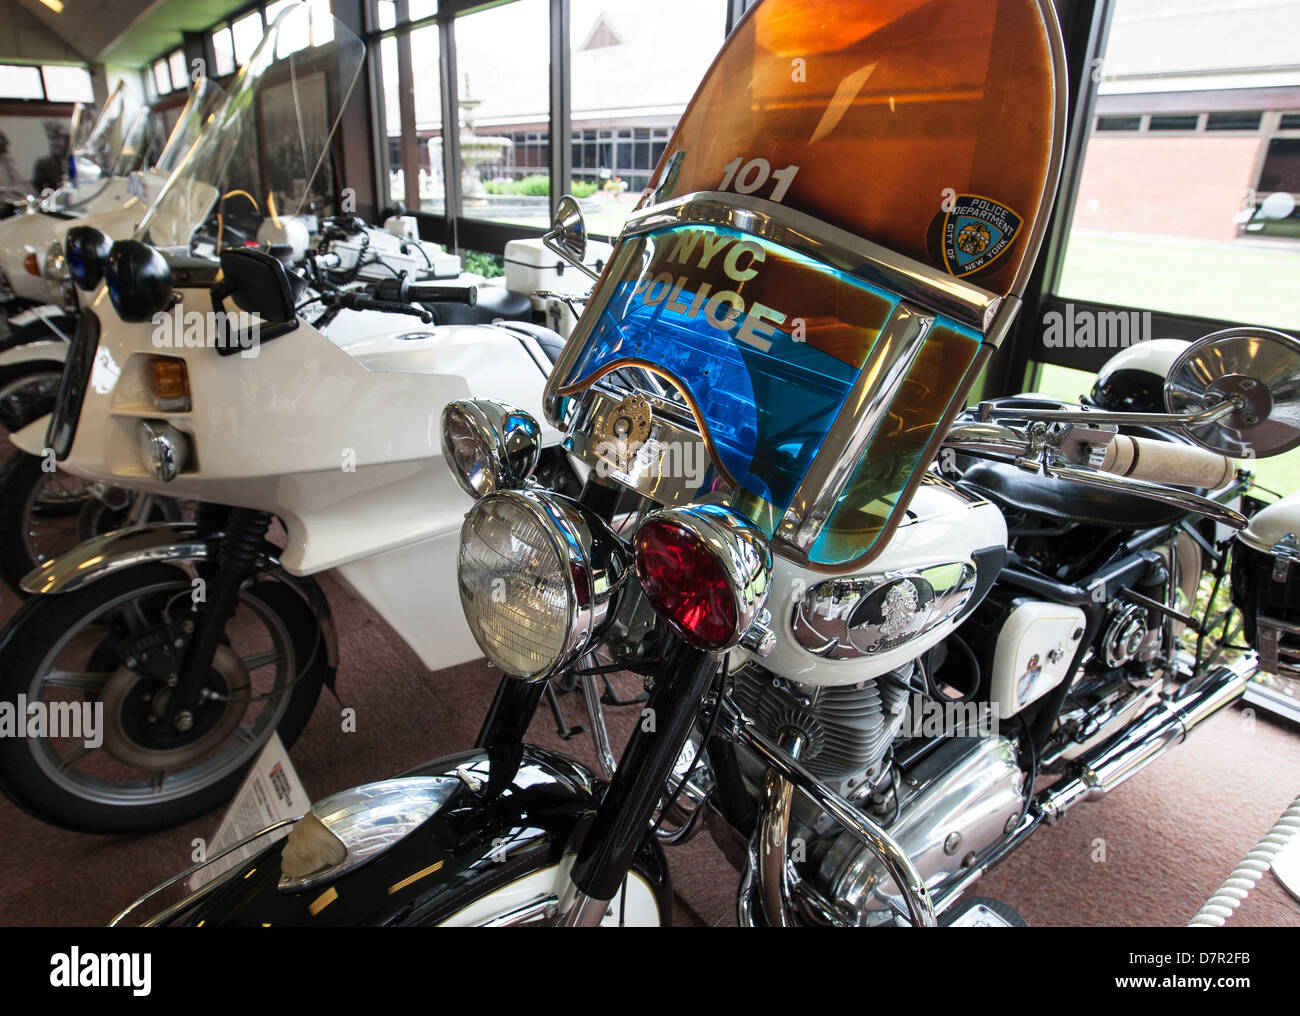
top-left (156, 745), bottom-right (671, 926)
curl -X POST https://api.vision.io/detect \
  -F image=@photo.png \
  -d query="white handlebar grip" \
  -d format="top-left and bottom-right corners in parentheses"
top-left (1098, 434), bottom-right (1236, 491)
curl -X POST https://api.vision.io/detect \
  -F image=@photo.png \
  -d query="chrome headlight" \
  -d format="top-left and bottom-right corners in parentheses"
top-left (138, 420), bottom-right (189, 481)
top-left (441, 399), bottom-right (542, 499)
top-left (458, 489), bottom-right (627, 681)
top-left (43, 239), bottom-right (74, 310)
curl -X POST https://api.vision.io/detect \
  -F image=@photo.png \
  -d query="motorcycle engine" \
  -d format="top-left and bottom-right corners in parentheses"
top-left (730, 663), bottom-right (910, 785)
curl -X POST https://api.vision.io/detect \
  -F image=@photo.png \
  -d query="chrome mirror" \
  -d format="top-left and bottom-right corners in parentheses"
top-left (1164, 327), bottom-right (1300, 459)
top-left (543, 194), bottom-right (599, 282)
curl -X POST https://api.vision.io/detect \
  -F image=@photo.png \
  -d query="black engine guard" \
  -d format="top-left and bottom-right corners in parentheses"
top-left (158, 745), bottom-right (672, 926)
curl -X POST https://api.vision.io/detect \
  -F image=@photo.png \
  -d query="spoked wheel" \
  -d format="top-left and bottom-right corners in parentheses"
top-left (0, 563), bottom-right (327, 832)
top-left (0, 451), bottom-right (180, 594)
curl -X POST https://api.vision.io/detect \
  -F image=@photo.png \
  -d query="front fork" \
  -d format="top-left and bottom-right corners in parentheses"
top-left (163, 505), bottom-right (273, 730)
top-left (476, 639), bottom-right (719, 926)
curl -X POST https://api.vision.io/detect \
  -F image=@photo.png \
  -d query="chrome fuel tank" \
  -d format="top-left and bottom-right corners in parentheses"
top-left (754, 479), bottom-right (1006, 688)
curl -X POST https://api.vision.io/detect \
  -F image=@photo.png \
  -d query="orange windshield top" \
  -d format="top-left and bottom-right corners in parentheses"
top-left (637, 0), bottom-right (1057, 298)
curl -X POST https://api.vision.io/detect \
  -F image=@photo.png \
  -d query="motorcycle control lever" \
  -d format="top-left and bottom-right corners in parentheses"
top-left (943, 417), bottom-right (1248, 528)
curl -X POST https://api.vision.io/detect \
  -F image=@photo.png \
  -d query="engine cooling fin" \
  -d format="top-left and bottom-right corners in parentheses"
top-left (731, 666), bottom-right (910, 780)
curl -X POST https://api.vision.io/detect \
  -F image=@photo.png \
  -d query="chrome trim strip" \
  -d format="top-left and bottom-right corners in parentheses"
top-left (110, 819), bottom-right (298, 926)
top-left (622, 191), bottom-right (1001, 331)
top-left (21, 521), bottom-right (211, 595)
top-left (777, 302), bottom-right (934, 551)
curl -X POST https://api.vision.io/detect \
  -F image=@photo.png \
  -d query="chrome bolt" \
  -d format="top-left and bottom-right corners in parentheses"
top-left (166, 675), bottom-right (178, 687)
top-left (173, 638), bottom-right (185, 648)
top-left (1004, 814), bottom-right (1019, 835)
top-left (1244, 414), bottom-right (1259, 425)
top-left (173, 711), bottom-right (194, 732)
top-left (1240, 379), bottom-right (1257, 391)
top-left (962, 851), bottom-right (978, 868)
top-left (123, 656), bottom-right (137, 669)
top-left (944, 832), bottom-right (962, 855)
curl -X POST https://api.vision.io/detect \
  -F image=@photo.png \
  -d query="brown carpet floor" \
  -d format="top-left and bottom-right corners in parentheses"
top-left (0, 571), bottom-right (1297, 927)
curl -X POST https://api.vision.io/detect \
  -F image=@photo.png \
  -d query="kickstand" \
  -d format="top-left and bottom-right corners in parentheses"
top-left (545, 681), bottom-right (586, 740)
top-left (600, 674), bottom-right (648, 707)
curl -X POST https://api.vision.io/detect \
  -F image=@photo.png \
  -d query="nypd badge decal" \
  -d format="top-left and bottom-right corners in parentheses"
top-left (927, 194), bottom-right (1023, 279)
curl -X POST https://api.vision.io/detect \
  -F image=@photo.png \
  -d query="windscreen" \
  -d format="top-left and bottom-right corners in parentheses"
top-left (70, 82), bottom-right (130, 183)
top-left (155, 76), bottom-right (226, 176)
top-left (554, 0), bottom-right (1059, 570)
top-left (136, 2), bottom-right (364, 250)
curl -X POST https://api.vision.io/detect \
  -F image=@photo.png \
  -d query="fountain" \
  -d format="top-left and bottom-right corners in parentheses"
top-left (456, 80), bottom-right (512, 210)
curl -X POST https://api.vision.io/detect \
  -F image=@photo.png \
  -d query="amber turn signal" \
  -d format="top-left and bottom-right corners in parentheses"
top-left (147, 357), bottom-right (191, 412)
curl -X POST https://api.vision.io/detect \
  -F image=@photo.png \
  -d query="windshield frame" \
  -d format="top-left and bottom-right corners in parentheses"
top-left (543, 0), bottom-right (1069, 574)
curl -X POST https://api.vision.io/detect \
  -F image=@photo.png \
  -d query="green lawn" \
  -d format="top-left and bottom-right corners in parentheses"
top-left (1058, 232), bottom-right (1300, 332)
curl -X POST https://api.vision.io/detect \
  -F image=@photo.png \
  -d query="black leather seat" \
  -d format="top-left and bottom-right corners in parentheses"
top-left (491, 319), bottom-right (566, 364)
top-left (959, 461), bottom-right (1190, 529)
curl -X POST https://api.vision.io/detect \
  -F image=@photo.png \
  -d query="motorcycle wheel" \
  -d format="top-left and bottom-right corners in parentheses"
top-left (0, 358), bottom-right (61, 434)
top-left (0, 564), bottom-right (327, 832)
top-left (0, 451), bottom-right (178, 595)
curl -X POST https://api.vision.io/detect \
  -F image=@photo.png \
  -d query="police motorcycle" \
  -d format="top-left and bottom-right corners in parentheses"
top-left (0, 80), bottom-right (192, 325)
top-left (0, 76), bottom-right (226, 444)
top-left (112, 0), bottom-right (1297, 928)
top-left (0, 79), bottom-right (227, 596)
top-left (0, 4), bottom-right (568, 834)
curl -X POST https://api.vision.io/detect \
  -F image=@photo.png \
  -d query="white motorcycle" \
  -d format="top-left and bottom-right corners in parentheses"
top-left (0, 76), bottom-right (225, 433)
top-left (0, 6), bottom-right (569, 833)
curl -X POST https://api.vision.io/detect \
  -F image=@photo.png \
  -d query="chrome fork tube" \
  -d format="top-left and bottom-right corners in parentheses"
top-left (727, 700), bottom-right (936, 927)
top-left (581, 672), bottom-right (617, 780)
top-left (753, 729), bottom-right (805, 927)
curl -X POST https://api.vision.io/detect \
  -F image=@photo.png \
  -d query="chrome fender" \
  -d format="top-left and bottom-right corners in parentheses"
top-left (17, 521), bottom-right (338, 670)
top-left (123, 746), bottom-right (671, 926)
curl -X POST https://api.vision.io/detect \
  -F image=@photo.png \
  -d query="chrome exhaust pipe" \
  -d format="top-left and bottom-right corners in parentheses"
top-left (1039, 657), bottom-right (1254, 821)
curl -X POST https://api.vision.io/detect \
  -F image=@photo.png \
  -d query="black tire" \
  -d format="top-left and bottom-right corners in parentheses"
top-left (0, 357), bottom-right (62, 433)
top-left (0, 564), bottom-right (329, 833)
top-left (0, 450), bottom-right (95, 594)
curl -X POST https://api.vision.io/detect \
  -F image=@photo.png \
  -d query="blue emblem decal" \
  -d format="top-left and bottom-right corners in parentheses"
top-left (940, 194), bottom-right (1023, 278)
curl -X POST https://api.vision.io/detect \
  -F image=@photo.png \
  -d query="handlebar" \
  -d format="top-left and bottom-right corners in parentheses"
top-left (943, 415), bottom-right (1247, 528)
top-left (1095, 434), bottom-right (1235, 490)
top-left (371, 277), bottom-right (477, 307)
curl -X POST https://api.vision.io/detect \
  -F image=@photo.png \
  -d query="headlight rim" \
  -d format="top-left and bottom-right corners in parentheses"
top-left (459, 487), bottom-right (628, 682)
top-left (441, 398), bottom-right (542, 499)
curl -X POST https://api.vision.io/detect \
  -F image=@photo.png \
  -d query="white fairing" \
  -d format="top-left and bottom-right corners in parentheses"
top-left (757, 482), bottom-right (1008, 687)
top-left (1238, 490), bottom-right (1300, 553)
top-left (988, 602), bottom-right (1087, 717)
top-left (0, 172), bottom-right (169, 305)
top-left (11, 286), bottom-right (562, 671)
top-left (0, 338), bottom-right (66, 367)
